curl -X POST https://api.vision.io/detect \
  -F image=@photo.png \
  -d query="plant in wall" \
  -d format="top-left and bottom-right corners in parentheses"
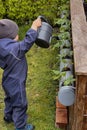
top-left (60, 59), bottom-right (73, 72)
top-left (59, 24), bottom-right (71, 32)
top-left (52, 39), bottom-right (72, 50)
top-left (57, 0), bottom-right (70, 20)
top-left (52, 69), bottom-right (66, 81)
top-left (60, 48), bottom-right (73, 59)
top-left (58, 72), bottom-right (76, 106)
top-left (60, 9), bottom-right (70, 19)
top-left (59, 2), bottom-right (70, 13)
top-left (60, 39), bottom-right (71, 49)
top-left (58, 31), bottom-right (71, 40)
top-left (52, 69), bottom-right (75, 87)
top-left (62, 75), bottom-right (75, 86)
top-left (53, 0), bottom-right (76, 106)
top-left (54, 18), bottom-right (70, 27)
top-left (59, 71), bottom-right (73, 86)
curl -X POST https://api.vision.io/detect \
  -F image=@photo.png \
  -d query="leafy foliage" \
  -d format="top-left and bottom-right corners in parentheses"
top-left (1, 0), bottom-right (59, 25)
top-left (63, 75), bottom-right (75, 86)
top-left (52, 70), bottom-right (66, 80)
top-left (52, 0), bottom-right (75, 88)
top-left (0, 0), bottom-right (5, 18)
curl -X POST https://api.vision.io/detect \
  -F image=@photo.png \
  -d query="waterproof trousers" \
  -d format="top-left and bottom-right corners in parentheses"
top-left (3, 81), bottom-right (28, 129)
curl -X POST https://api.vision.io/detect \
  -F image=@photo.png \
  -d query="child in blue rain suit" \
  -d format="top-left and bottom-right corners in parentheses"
top-left (0, 18), bottom-right (41, 130)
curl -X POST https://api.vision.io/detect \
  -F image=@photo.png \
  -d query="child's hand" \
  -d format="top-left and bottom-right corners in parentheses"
top-left (31, 18), bottom-right (42, 31)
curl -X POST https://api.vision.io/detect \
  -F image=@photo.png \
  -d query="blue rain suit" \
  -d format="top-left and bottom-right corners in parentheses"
top-left (0, 29), bottom-right (37, 129)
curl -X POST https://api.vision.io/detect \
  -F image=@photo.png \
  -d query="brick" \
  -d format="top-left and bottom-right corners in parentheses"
top-left (56, 96), bottom-right (66, 109)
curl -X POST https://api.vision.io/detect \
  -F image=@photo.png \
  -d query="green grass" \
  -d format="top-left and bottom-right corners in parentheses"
top-left (0, 25), bottom-right (62, 130)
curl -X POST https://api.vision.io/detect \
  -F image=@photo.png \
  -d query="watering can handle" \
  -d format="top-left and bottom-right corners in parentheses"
top-left (38, 15), bottom-right (48, 23)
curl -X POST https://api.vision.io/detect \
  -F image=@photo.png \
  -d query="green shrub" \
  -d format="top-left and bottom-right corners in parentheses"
top-left (5, 0), bottom-right (33, 24)
top-left (0, 0), bottom-right (5, 19)
top-left (3, 0), bottom-right (59, 25)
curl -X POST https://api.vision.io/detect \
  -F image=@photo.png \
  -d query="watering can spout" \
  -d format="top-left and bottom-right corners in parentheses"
top-left (35, 16), bottom-right (53, 48)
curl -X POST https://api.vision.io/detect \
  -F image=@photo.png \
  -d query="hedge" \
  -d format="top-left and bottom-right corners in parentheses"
top-left (0, 0), bottom-right (59, 25)
top-left (0, 0), bottom-right (5, 19)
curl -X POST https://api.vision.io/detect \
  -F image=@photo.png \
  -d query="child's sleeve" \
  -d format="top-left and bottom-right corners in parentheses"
top-left (10, 28), bottom-right (38, 59)
top-left (19, 28), bottom-right (38, 52)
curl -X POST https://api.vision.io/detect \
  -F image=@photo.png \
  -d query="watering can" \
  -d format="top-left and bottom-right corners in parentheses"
top-left (58, 85), bottom-right (75, 106)
top-left (35, 15), bottom-right (53, 48)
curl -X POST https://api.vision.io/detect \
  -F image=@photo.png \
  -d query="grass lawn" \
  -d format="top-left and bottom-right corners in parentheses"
top-left (0, 25), bottom-right (62, 130)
